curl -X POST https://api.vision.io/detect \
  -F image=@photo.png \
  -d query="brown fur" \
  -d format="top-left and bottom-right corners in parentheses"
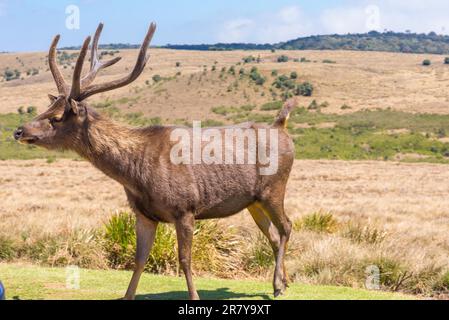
top-left (14, 23), bottom-right (296, 300)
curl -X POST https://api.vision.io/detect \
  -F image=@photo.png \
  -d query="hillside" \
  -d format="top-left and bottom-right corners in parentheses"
top-left (165, 31), bottom-right (449, 54)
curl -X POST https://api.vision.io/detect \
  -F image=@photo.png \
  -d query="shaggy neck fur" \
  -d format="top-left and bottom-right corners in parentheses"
top-left (73, 111), bottom-right (146, 189)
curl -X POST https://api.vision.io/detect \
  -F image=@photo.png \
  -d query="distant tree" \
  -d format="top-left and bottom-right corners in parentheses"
top-left (27, 106), bottom-right (37, 115)
top-left (295, 82), bottom-right (314, 97)
top-left (152, 74), bottom-right (162, 82)
top-left (277, 55), bottom-right (289, 63)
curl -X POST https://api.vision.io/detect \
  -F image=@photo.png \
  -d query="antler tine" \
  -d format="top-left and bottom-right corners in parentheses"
top-left (48, 35), bottom-right (69, 95)
top-left (81, 23), bottom-right (121, 89)
top-left (78, 23), bottom-right (157, 101)
top-left (69, 36), bottom-right (92, 100)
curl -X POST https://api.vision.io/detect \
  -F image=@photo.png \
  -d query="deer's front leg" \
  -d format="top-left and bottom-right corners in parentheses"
top-left (175, 213), bottom-right (200, 300)
top-left (124, 213), bottom-right (158, 300)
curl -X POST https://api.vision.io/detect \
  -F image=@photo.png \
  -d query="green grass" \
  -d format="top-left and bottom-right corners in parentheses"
top-left (3, 106), bottom-right (449, 164)
top-left (0, 113), bottom-right (76, 160)
top-left (0, 264), bottom-right (413, 300)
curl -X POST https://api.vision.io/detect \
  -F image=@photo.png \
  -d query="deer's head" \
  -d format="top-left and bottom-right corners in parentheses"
top-left (14, 23), bottom-right (156, 150)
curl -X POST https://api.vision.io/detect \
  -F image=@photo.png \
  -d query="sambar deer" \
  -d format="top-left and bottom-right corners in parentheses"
top-left (14, 23), bottom-right (296, 300)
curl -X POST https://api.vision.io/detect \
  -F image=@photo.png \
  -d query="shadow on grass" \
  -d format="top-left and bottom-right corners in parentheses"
top-left (136, 287), bottom-right (271, 300)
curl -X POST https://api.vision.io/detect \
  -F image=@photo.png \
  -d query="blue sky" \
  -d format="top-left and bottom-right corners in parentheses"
top-left (1, 0), bottom-right (449, 52)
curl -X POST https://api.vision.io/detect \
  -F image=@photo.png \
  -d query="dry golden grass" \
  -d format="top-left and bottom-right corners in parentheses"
top-left (1, 159), bottom-right (448, 296)
top-left (2, 49), bottom-right (449, 120)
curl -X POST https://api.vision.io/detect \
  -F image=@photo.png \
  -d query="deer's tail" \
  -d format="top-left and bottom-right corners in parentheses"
top-left (273, 98), bottom-right (298, 128)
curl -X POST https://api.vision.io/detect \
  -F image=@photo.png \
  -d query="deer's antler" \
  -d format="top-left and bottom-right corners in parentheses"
top-left (48, 23), bottom-right (156, 102)
top-left (48, 35), bottom-right (69, 95)
top-left (76, 23), bottom-right (156, 101)
top-left (80, 23), bottom-right (122, 89)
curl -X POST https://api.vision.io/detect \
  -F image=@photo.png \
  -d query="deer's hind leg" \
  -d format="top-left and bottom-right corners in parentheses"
top-left (248, 201), bottom-right (291, 297)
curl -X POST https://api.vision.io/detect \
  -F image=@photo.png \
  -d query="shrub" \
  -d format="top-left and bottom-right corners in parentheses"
top-left (445, 57), bottom-right (449, 65)
top-left (422, 59), bottom-right (431, 66)
top-left (341, 223), bottom-right (387, 244)
top-left (244, 233), bottom-right (273, 272)
top-left (271, 70), bottom-right (278, 77)
top-left (242, 56), bottom-right (256, 64)
top-left (27, 106), bottom-right (37, 115)
top-left (294, 212), bottom-right (338, 233)
top-left (277, 55), bottom-right (289, 63)
top-left (290, 71), bottom-right (298, 79)
top-left (102, 212), bottom-right (242, 276)
top-left (152, 74), bottom-right (162, 83)
top-left (103, 212), bottom-right (136, 269)
top-left (175, 62), bottom-right (181, 67)
top-left (295, 82), bottom-right (314, 97)
top-left (17, 106), bottom-right (25, 115)
top-left (254, 76), bottom-right (266, 86)
top-left (308, 100), bottom-right (319, 110)
top-left (239, 68), bottom-right (245, 75)
top-left (322, 59), bottom-right (336, 64)
top-left (0, 236), bottom-right (16, 260)
top-left (228, 66), bottom-right (236, 75)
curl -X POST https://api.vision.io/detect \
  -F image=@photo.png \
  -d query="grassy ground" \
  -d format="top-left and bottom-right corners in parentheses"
top-left (0, 264), bottom-right (413, 300)
top-left (3, 107), bottom-right (449, 163)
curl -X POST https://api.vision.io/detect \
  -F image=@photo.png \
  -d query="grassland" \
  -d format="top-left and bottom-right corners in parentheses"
top-left (0, 264), bottom-right (412, 300)
top-left (1, 48), bottom-right (449, 299)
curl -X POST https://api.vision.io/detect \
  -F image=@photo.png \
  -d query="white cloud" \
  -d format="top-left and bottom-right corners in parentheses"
top-left (218, 5), bottom-right (313, 43)
top-left (320, 1), bottom-right (449, 35)
top-left (218, 1), bottom-right (449, 44)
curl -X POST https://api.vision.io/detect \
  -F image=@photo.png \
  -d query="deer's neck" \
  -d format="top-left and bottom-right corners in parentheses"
top-left (76, 116), bottom-right (145, 188)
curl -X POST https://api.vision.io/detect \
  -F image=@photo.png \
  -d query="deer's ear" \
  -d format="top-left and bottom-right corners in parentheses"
top-left (48, 94), bottom-right (58, 103)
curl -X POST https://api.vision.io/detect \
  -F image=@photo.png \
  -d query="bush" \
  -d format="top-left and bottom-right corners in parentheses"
top-left (294, 212), bottom-right (338, 233)
top-left (175, 62), bottom-right (181, 67)
top-left (102, 212), bottom-right (243, 276)
top-left (445, 57), bottom-right (449, 64)
top-left (290, 71), bottom-right (298, 79)
top-left (422, 59), bottom-right (431, 66)
top-left (242, 56), bottom-right (256, 64)
top-left (244, 233), bottom-right (273, 272)
top-left (271, 70), bottom-right (278, 77)
top-left (27, 106), bottom-right (37, 115)
top-left (152, 74), bottom-right (162, 83)
top-left (277, 55), bottom-right (289, 63)
top-left (228, 66), bottom-right (236, 75)
top-left (17, 106), bottom-right (25, 115)
top-left (341, 223), bottom-right (387, 244)
top-left (295, 82), bottom-right (314, 97)
top-left (0, 236), bottom-right (16, 260)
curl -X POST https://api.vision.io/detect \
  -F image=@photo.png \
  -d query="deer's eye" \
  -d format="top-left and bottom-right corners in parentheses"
top-left (50, 117), bottom-right (63, 126)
